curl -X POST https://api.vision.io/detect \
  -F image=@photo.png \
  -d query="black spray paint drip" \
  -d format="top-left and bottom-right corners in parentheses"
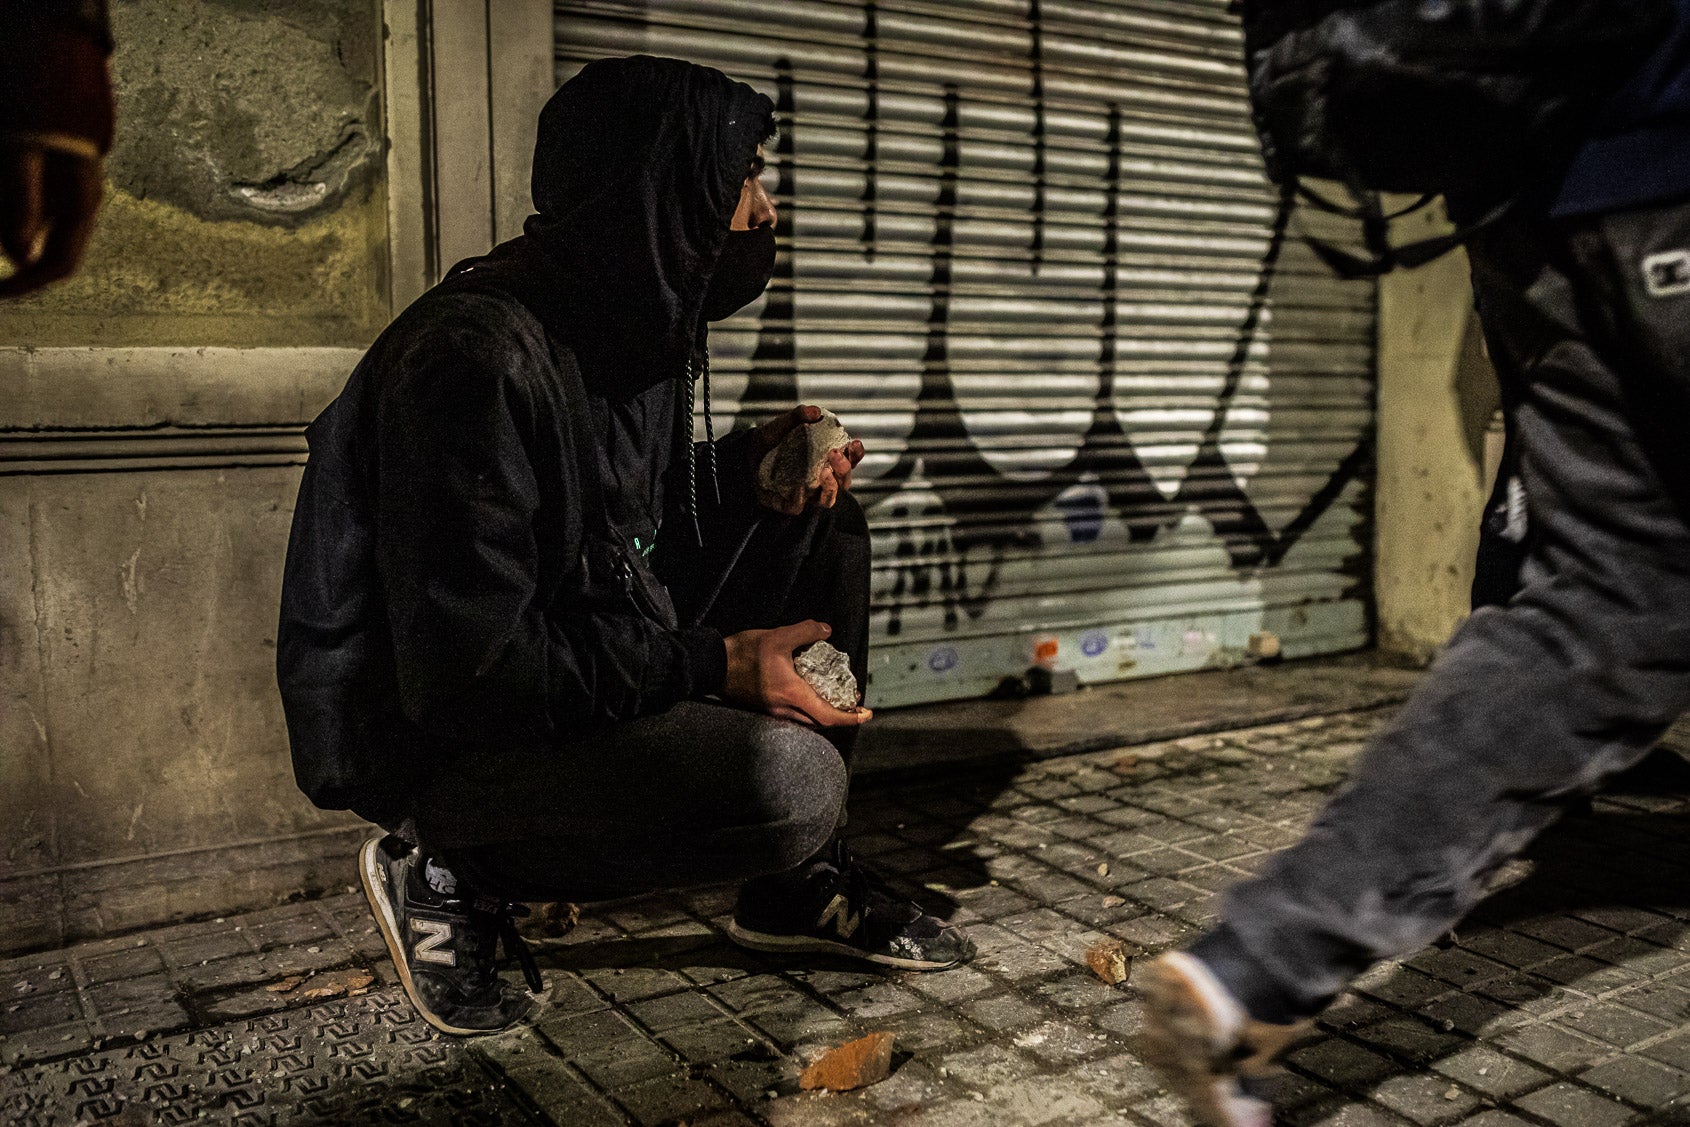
top-left (722, 50), bottom-right (1372, 634)
top-left (737, 58), bottom-right (801, 427)
top-left (861, 1), bottom-right (880, 259)
top-left (1029, 0), bottom-right (1047, 271)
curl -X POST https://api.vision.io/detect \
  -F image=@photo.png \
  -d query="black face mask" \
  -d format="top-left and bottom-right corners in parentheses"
top-left (700, 226), bottom-right (776, 322)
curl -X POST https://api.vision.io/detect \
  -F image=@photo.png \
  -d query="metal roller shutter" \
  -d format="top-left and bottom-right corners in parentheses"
top-left (554, 0), bottom-right (1376, 707)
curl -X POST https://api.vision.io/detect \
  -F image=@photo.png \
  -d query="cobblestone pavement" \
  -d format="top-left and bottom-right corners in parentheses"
top-left (10, 705), bottom-right (1690, 1125)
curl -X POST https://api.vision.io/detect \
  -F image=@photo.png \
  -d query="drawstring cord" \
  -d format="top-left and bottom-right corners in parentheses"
top-left (679, 341), bottom-right (722, 546)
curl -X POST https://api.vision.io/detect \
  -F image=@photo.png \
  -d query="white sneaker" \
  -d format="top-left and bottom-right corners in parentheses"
top-left (1137, 951), bottom-right (1311, 1127)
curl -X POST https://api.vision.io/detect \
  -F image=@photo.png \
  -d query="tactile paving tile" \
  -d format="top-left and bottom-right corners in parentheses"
top-left (0, 988), bottom-right (543, 1126)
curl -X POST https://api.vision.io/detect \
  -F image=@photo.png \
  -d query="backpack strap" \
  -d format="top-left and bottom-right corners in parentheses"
top-left (1293, 178), bottom-right (1517, 278)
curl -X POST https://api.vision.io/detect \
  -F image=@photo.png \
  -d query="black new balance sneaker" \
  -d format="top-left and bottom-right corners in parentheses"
top-left (359, 834), bottom-right (541, 1035)
top-left (728, 838), bottom-right (975, 971)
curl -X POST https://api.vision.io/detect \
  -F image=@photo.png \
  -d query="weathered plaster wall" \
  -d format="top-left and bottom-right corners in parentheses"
top-left (1373, 205), bottom-right (1502, 665)
top-left (0, 0), bottom-right (386, 954)
top-left (0, 0), bottom-right (388, 347)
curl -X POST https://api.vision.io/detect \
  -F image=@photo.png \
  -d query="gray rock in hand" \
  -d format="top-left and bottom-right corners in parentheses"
top-left (794, 640), bottom-right (861, 711)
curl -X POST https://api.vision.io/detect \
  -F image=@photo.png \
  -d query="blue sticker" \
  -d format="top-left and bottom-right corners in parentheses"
top-left (1053, 486), bottom-right (1106, 545)
top-left (1080, 631), bottom-right (1110, 658)
top-left (928, 646), bottom-right (958, 673)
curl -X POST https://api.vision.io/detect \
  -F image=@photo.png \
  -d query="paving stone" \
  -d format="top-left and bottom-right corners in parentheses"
top-left (245, 913), bottom-right (336, 951)
top-left (1288, 1037), bottom-right (1402, 1091)
top-left (1418, 991), bottom-right (1516, 1037)
top-left (858, 1057), bottom-right (948, 1114)
top-left (627, 988), bottom-right (728, 1033)
top-left (1452, 1113), bottom-right (1536, 1127)
top-left (1579, 1052), bottom-right (1690, 1108)
top-left (1556, 1002), bottom-right (1673, 1049)
top-left (0, 1020), bottom-right (96, 1065)
top-left (1491, 1022), bottom-right (1611, 1073)
top-left (1369, 1070), bottom-right (1483, 1124)
top-left (904, 964), bottom-right (997, 1005)
top-left (79, 946), bottom-right (166, 984)
top-left (493, 1057), bottom-right (628, 1126)
top-left (175, 953), bottom-right (272, 995)
top-left (1512, 1081), bottom-right (1634, 1127)
top-left (934, 1042), bottom-right (1044, 1089)
top-left (1431, 1044), bottom-right (1553, 1100)
top-left (1033, 972), bottom-right (1120, 1013)
top-left (0, 989), bottom-right (81, 1035)
top-left (1012, 1019), bottom-right (1108, 1065)
top-left (659, 1017), bottom-right (768, 1064)
top-left (1508, 914), bottom-right (1619, 953)
top-left (612, 1071), bottom-right (732, 1126)
top-left (829, 981), bottom-right (925, 1021)
top-left (539, 1008), bottom-right (679, 1089)
top-left (1643, 1031), bottom-right (1690, 1072)
top-left (961, 992), bottom-right (1048, 1034)
top-left (876, 1007), bottom-right (975, 1054)
top-left (1351, 1016), bottom-right (1469, 1067)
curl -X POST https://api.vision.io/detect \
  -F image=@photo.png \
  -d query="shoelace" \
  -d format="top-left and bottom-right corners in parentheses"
top-left (471, 896), bottom-right (544, 994)
top-left (829, 839), bottom-right (898, 922)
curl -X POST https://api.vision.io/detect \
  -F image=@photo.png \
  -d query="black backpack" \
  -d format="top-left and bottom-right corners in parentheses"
top-left (1240, 0), bottom-right (1675, 274)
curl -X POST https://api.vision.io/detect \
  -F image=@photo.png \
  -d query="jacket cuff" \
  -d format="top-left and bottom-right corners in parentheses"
top-left (676, 625), bottom-right (727, 697)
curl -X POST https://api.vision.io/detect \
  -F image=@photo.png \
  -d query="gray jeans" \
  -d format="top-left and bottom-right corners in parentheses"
top-left (1194, 195), bottom-right (1690, 1021)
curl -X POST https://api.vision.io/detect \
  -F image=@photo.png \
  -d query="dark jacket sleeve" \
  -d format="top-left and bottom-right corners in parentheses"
top-left (0, 1), bottom-right (115, 157)
top-left (373, 312), bottom-right (724, 743)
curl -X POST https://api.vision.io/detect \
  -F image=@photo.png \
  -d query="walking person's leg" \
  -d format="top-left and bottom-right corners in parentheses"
top-left (1140, 197), bottom-right (1690, 1124)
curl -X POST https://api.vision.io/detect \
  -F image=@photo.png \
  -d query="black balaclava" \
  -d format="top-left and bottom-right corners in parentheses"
top-left (523, 55), bottom-right (775, 543)
top-left (701, 226), bottom-right (776, 322)
top-left (524, 55), bottom-right (775, 397)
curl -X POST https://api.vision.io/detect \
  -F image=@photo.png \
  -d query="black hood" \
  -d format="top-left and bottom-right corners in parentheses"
top-left (523, 55), bottom-right (774, 397)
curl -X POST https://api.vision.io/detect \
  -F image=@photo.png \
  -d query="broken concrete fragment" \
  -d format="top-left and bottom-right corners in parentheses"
top-left (1085, 939), bottom-right (1133, 986)
top-left (798, 1031), bottom-right (895, 1092)
top-left (519, 902), bottom-right (582, 941)
top-left (1096, 862), bottom-right (1110, 877)
top-left (758, 409), bottom-right (852, 495)
top-left (794, 641), bottom-right (861, 711)
top-left (1101, 895), bottom-right (1127, 909)
top-left (267, 969), bottom-right (374, 1002)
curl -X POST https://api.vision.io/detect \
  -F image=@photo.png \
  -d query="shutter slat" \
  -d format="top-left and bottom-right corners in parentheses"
top-left (554, 0), bottom-right (1375, 705)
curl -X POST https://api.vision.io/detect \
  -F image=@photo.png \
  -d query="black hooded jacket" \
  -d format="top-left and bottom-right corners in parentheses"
top-left (277, 57), bottom-right (775, 820)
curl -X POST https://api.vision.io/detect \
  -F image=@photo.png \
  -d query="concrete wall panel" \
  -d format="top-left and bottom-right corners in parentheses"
top-left (0, 0), bottom-right (388, 348)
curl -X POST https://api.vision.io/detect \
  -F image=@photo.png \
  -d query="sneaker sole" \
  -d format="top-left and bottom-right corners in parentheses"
top-left (726, 920), bottom-right (965, 971)
top-left (358, 837), bottom-right (506, 1037)
top-left (1137, 953), bottom-right (1272, 1127)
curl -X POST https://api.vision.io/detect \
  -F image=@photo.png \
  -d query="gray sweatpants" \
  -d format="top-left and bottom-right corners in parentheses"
top-left (1193, 195), bottom-right (1690, 1021)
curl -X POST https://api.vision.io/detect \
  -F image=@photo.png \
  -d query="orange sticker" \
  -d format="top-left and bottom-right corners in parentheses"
top-left (1033, 638), bottom-right (1059, 663)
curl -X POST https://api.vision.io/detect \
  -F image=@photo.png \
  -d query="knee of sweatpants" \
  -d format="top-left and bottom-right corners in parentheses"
top-left (745, 720), bottom-right (849, 867)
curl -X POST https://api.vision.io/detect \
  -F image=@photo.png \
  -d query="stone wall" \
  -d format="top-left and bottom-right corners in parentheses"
top-left (1373, 204), bottom-right (1503, 665)
top-left (0, 0), bottom-right (387, 955)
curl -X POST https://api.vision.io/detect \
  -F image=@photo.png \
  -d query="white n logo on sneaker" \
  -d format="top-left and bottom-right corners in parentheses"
top-left (411, 918), bottom-right (457, 966)
top-left (816, 894), bottom-right (861, 940)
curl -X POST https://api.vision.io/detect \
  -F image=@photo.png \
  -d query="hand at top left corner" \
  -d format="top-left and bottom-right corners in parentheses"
top-left (0, 144), bottom-right (104, 299)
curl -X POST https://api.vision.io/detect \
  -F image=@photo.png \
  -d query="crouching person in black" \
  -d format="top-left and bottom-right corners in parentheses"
top-left (276, 55), bottom-right (973, 1036)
